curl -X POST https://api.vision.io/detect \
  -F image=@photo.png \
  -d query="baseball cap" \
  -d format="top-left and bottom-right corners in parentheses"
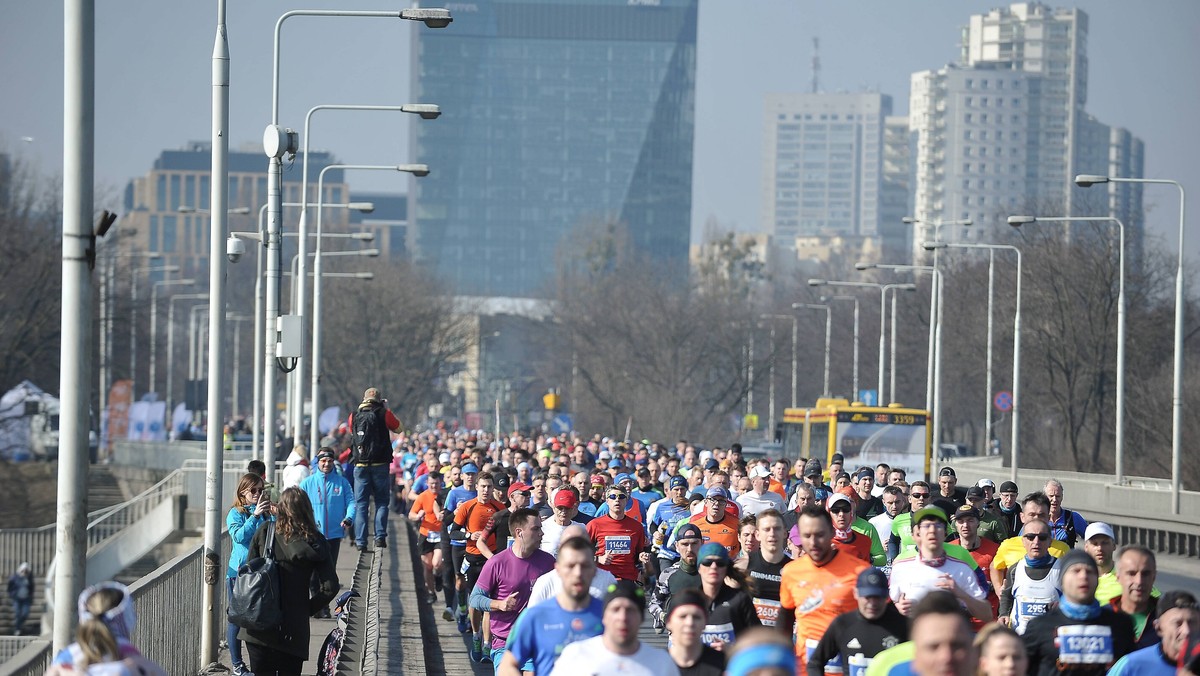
top-left (703, 458), bottom-right (719, 471)
top-left (675, 523), bottom-right (703, 542)
top-left (953, 505), bottom-right (980, 521)
top-left (603, 579), bottom-right (646, 616)
top-left (827, 493), bottom-right (852, 511)
top-left (803, 458), bottom-right (823, 478)
top-left (856, 567), bottom-right (889, 597)
top-left (508, 481), bottom-right (531, 497)
top-left (598, 450), bottom-right (611, 460)
top-left (1084, 522), bottom-right (1115, 542)
top-left (668, 476), bottom-right (687, 490)
top-left (516, 461), bottom-right (530, 471)
top-left (635, 458), bottom-right (649, 466)
top-left (977, 478), bottom-right (996, 489)
top-left (830, 453), bottom-right (845, 465)
top-left (688, 489), bottom-right (706, 503)
top-left (461, 463), bottom-right (479, 475)
top-left (552, 488), bottom-right (578, 507)
top-left (698, 542), bottom-right (731, 565)
top-left (590, 475), bottom-right (608, 486)
top-left (608, 459), bottom-right (622, 469)
top-left (965, 486), bottom-right (985, 501)
top-left (438, 451), bottom-right (450, 463)
top-left (999, 480), bottom-right (1019, 493)
top-left (705, 486), bottom-right (730, 501)
top-left (1157, 590), bottom-right (1200, 621)
top-left (938, 467), bottom-right (956, 478)
top-left (912, 505), bottom-right (948, 525)
top-left (614, 473), bottom-right (632, 486)
top-left (749, 465), bottom-right (771, 479)
top-left (493, 473), bottom-right (511, 491)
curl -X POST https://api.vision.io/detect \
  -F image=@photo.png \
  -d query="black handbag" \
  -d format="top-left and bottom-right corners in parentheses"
top-left (228, 521), bottom-right (283, 631)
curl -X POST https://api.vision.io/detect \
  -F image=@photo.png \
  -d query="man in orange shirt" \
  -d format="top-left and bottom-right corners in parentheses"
top-left (451, 473), bottom-right (505, 638)
top-left (778, 504), bottom-right (870, 675)
top-left (688, 486), bottom-right (742, 559)
top-left (408, 470), bottom-right (446, 601)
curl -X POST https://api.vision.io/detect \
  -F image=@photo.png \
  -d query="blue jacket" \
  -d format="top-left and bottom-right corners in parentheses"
top-left (226, 506), bottom-right (268, 578)
top-left (300, 470), bottom-right (356, 540)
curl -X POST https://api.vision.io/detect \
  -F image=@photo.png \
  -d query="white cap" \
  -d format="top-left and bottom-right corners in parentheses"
top-left (977, 478), bottom-right (996, 489)
top-left (1084, 522), bottom-right (1115, 542)
top-left (827, 493), bottom-right (852, 510)
top-left (438, 452), bottom-right (450, 463)
top-left (750, 465), bottom-right (771, 479)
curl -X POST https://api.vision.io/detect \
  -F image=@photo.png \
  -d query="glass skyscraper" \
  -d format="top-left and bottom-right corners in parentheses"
top-left (412, 0), bottom-right (698, 297)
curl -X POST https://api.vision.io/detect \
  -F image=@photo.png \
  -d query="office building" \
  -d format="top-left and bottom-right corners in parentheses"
top-left (411, 0), bottom-right (699, 297)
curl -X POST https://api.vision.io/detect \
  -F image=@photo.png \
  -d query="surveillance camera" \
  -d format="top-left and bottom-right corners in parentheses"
top-left (226, 236), bottom-right (246, 263)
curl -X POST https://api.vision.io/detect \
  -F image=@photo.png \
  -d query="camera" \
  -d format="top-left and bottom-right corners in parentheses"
top-left (226, 235), bottom-right (247, 263)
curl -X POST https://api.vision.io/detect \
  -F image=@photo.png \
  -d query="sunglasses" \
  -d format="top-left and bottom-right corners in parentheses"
top-left (607, 493), bottom-right (627, 501)
top-left (1024, 533), bottom-right (1050, 542)
top-left (829, 505), bottom-right (852, 514)
top-left (699, 559), bottom-right (728, 568)
top-left (910, 492), bottom-right (930, 499)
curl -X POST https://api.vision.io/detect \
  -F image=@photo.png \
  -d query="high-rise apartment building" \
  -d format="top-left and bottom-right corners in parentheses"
top-left (411, 0), bottom-right (698, 297)
top-left (909, 2), bottom-right (1143, 259)
top-left (762, 92), bottom-right (891, 246)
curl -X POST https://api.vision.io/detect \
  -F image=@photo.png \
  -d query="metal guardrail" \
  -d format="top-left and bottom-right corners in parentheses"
top-left (0, 637), bottom-right (38, 664)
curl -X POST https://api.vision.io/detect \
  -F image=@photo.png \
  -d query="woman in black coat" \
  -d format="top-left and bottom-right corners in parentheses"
top-left (241, 486), bottom-right (340, 675)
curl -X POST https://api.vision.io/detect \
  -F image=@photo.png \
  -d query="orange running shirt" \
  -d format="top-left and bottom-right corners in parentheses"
top-left (779, 550), bottom-right (870, 671)
top-left (831, 531), bottom-right (874, 564)
top-left (688, 511), bottom-right (742, 559)
top-left (409, 488), bottom-right (443, 537)
top-left (454, 498), bottom-right (505, 556)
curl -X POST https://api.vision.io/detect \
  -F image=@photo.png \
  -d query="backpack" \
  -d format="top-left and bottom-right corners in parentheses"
top-left (1061, 509), bottom-right (1079, 548)
top-left (351, 406), bottom-right (391, 465)
top-left (228, 522), bottom-right (282, 631)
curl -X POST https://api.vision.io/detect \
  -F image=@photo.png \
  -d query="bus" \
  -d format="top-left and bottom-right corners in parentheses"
top-left (777, 398), bottom-right (932, 482)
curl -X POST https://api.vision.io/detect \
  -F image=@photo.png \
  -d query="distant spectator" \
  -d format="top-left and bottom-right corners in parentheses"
top-left (7, 562), bottom-right (33, 636)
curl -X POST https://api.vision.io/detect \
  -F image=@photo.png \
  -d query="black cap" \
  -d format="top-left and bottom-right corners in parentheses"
top-left (965, 486), bottom-right (985, 501)
top-left (830, 453), bottom-right (845, 465)
top-left (1155, 590), bottom-right (1199, 621)
top-left (953, 505), bottom-right (981, 521)
top-left (804, 458), bottom-right (823, 477)
top-left (603, 579), bottom-right (646, 616)
top-left (938, 467), bottom-right (956, 478)
top-left (999, 480), bottom-right (1019, 493)
top-left (675, 523), bottom-right (703, 542)
top-left (856, 567), bottom-right (889, 596)
top-left (704, 458), bottom-right (719, 470)
top-left (493, 473), bottom-right (511, 490)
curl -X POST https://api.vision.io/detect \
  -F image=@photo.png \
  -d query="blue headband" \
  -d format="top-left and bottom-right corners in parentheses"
top-left (727, 643), bottom-right (795, 676)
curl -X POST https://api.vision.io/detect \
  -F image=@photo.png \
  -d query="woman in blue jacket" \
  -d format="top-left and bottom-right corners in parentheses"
top-left (226, 472), bottom-right (270, 676)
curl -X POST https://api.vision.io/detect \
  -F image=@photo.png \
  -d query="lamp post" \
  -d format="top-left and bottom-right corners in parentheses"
top-left (925, 241), bottom-right (1022, 482)
top-left (130, 264), bottom-right (178, 398)
top-left (227, 314), bottom-right (252, 420)
top-left (149, 278), bottom-right (195, 399)
top-left (791, 304), bottom-right (831, 397)
top-left (858, 262), bottom-right (940, 417)
top-left (904, 216), bottom-right (972, 264)
top-left (291, 104), bottom-right (439, 446)
top-left (809, 280), bottom-right (916, 405)
top-left (1009, 214), bottom-right (1127, 483)
top-left (761, 314), bottom-right (798, 408)
top-left (820, 295), bottom-right (860, 398)
top-left (166, 293), bottom-right (208, 423)
top-left (308, 164), bottom-right (426, 454)
top-left (1075, 174), bottom-right (1186, 513)
top-left (264, 8), bottom-right (451, 480)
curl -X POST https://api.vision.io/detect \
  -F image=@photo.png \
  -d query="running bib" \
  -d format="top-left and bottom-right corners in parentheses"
top-left (752, 597), bottom-right (781, 626)
top-left (605, 536), bottom-right (632, 555)
top-left (426, 531), bottom-right (441, 544)
top-left (701, 622), bottom-right (735, 646)
top-left (1055, 625), bottom-right (1114, 665)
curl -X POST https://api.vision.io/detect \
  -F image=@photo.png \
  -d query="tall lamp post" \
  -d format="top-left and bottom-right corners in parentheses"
top-left (822, 295), bottom-right (861, 398)
top-left (166, 293), bottom-right (209, 423)
top-left (263, 7), bottom-right (452, 481)
top-left (809, 280), bottom-right (916, 405)
top-left (149, 278), bottom-right (195, 399)
top-left (857, 262), bottom-right (940, 419)
top-left (1009, 214), bottom-right (1127, 483)
top-left (291, 103), bottom-right (439, 445)
top-left (761, 314), bottom-right (798, 408)
top-left (925, 241), bottom-right (1022, 482)
top-left (308, 164), bottom-right (427, 453)
top-left (792, 303), bottom-right (832, 397)
top-left (130, 264), bottom-right (178, 398)
top-left (1076, 174), bottom-right (1186, 514)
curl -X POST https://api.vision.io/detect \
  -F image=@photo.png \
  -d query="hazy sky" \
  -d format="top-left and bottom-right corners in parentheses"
top-left (2, 1), bottom-right (1197, 256)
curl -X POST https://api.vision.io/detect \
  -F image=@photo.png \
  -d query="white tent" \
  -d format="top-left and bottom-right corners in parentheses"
top-left (0, 380), bottom-right (60, 461)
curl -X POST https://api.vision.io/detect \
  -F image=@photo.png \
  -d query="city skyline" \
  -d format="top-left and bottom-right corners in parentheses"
top-left (1, 1), bottom-right (1196, 265)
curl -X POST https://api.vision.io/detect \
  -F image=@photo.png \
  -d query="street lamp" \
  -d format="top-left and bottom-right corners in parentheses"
top-left (149, 278), bottom-right (195, 399)
top-left (792, 304), bottom-right (831, 397)
top-left (291, 103), bottom-right (439, 445)
top-left (761, 314), bottom-right (798, 408)
top-left (809, 279), bottom-right (916, 405)
top-left (177, 205), bottom-right (252, 215)
top-left (812, 292), bottom-right (860, 398)
top-left (925, 241), bottom-right (1022, 482)
top-left (1009, 214), bottom-right (1127, 483)
top-left (904, 216), bottom-right (972, 264)
top-left (1076, 174), bottom-right (1187, 514)
top-left (307, 163), bottom-right (427, 453)
top-left (166, 293), bottom-right (209, 422)
top-left (130, 264), bottom-right (178, 398)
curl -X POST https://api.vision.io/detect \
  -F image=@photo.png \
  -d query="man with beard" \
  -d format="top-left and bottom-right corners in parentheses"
top-left (649, 524), bottom-right (704, 631)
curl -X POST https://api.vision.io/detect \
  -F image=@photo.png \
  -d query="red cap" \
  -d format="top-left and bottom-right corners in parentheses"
top-left (553, 489), bottom-right (579, 508)
top-left (508, 481), bottom-right (531, 497)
